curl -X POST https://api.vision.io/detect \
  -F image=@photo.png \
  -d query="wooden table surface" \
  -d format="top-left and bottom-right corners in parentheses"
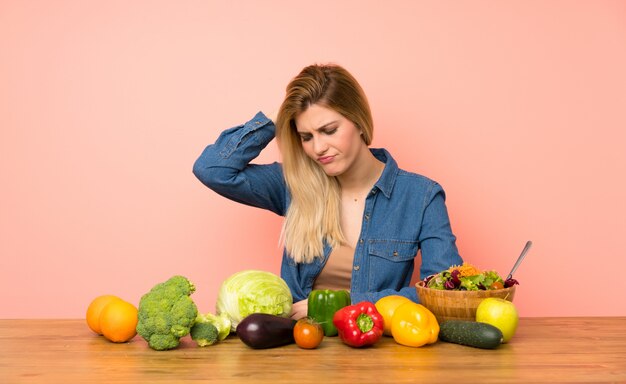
top-left (1, 317), bottom-right (625, 383)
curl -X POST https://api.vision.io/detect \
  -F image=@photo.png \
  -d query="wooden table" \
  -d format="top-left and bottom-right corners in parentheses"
top-left (1, 317), bottom-right (625, 383)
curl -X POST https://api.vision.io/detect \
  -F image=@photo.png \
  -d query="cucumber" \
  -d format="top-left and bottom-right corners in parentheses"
top-left (439, 320), bottom-right (503, 349)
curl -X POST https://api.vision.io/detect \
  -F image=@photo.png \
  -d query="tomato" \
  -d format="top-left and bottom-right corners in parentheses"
top-left (490, 281), bottom-right (505, 290)
top-left (293, 318), bottom-right (324, 349)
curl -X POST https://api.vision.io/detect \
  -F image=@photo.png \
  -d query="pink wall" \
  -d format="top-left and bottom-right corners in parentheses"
top-left (1, 1), bottom-right (625, 318)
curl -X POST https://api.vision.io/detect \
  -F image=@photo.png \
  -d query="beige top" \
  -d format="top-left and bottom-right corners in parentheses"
top-left (312, 244), bottom-right (354, 291)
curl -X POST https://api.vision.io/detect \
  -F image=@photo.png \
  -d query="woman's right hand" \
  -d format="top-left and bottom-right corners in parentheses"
top-left (289, 299), bottom-right (308, 320)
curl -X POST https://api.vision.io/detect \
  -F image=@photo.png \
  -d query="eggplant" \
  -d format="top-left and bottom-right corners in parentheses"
top-left (236, 313), bottom-right (296, 349)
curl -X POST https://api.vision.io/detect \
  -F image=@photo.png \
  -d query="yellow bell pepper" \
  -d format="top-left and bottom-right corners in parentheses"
top-left (390, 301), bottom-right (439, 347)
top-left (375, 295), bottom-right (412, 336)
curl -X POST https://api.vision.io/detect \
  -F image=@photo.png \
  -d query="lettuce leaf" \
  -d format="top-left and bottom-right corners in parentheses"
top-left (216, 270), bottom-right (293, 331)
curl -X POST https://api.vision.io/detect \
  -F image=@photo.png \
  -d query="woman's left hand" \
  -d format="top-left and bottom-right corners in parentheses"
top-left (290, 299), bottom-right (308, 320)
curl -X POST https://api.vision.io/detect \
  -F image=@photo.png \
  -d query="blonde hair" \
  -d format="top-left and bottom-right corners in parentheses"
top-left (275, 64), bottom-right (374, 263)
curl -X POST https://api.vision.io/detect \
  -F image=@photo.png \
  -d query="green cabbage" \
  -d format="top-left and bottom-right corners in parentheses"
top-left (216, 270), bottom-right (293, 331)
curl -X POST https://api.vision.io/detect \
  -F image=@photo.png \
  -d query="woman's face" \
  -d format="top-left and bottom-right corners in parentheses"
top-left (294, 103), bottom-right (367, 177)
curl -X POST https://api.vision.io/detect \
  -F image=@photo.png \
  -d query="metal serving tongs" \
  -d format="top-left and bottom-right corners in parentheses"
top-left (507, 240), bottom-right (533, 281)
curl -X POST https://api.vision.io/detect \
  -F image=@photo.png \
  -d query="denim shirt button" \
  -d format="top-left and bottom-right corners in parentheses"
top-left (359, 239), bottom-right (364, 244)
top-left (354, 265), bottom-right (360, 271)
top-left (393, 251), bottom-right (399, 257)
top-left (364, 214), bottom-right (370, 220)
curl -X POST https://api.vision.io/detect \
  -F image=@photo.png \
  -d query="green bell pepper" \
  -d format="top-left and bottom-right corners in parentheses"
top-left (307, 289), bottom-right (351, 336)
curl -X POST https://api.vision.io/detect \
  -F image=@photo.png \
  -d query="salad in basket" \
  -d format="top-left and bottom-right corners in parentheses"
top-left (423, 263), bottom-right (519, 291)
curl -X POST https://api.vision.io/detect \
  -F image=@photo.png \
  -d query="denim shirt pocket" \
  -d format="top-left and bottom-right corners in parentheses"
top-left (366, 240), bottom-right (419, 289)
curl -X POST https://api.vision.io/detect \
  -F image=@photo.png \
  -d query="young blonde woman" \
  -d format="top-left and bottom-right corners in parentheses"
top-left (193, 64), bottom-right (462, 319)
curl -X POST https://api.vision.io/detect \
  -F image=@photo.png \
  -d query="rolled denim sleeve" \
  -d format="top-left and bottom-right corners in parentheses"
top-left (418, 183), bottom-right (463, 279)
top-left (193, 112), bottom-right (287, 216)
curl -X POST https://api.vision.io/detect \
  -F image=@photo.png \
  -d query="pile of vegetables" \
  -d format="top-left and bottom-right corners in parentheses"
top-left (135, 270), bottom-right (293, 351)
top-left (423, 262), bottom-right (519, 291)
top-left (128, 265), bottom-right (518, 352)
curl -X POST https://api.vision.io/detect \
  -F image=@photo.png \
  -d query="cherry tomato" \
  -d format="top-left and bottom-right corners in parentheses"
top-left (490, 281), bottom-right (505, 290)
top-left (293, 318), bottom-right (324, 349)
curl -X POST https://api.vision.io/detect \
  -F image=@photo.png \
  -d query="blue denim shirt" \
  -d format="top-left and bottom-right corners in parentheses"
top-left (193, 112), bottom-right (463, 304)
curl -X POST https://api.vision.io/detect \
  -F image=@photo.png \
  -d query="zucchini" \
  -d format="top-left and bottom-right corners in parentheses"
top-left (439, 320), bottom-right (503, 349)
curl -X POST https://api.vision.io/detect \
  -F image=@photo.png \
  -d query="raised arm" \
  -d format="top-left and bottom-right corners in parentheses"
top-left (193, 112), bottom-right (287, 216)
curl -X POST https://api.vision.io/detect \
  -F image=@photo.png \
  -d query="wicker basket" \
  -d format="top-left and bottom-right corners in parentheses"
top-left (416, 281), bottom-right (516, 323)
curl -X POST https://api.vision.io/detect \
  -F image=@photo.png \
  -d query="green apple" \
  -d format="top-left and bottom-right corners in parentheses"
top-left (476, 298), bottom-right (519, 342)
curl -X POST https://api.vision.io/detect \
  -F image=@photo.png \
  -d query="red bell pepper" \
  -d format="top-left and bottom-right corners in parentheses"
top-left (332, 301), bottom-right (384, 348)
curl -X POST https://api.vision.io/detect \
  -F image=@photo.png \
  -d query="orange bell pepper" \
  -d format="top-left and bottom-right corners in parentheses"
top-left (390, 301), bottom-right (439, 347)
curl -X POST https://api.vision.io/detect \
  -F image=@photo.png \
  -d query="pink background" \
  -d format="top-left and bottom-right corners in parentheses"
top-left (1, 1), bottom-right (625, 318)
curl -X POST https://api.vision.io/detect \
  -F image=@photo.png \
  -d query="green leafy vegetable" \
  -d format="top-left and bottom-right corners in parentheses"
top-left (216, 270), bottom-right (293, 331)
top-left (424, 263), bottom-right (508, 291)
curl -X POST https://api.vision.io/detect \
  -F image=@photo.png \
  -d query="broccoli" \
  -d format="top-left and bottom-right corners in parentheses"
top-left (190, 320), bottom-right (219, 347)
top-left (197, 312), bottom-right (232, 341)
top-left (136, 275), bottom-right (198, 351)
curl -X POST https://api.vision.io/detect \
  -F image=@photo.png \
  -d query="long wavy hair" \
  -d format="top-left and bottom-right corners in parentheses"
top-left (275, 64), bottom-right (374, 263)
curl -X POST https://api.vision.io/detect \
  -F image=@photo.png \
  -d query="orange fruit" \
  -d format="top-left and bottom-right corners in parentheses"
top-left (99, 299), bottom-right (138, 343)
top-left (375, 295), bottom-right (412, 336)
top-left (86, 295), bottom-right (122, 334)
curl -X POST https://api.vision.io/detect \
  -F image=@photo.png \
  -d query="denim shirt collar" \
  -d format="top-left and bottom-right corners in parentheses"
top-left (370, 148), bottom-right (398, 199)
